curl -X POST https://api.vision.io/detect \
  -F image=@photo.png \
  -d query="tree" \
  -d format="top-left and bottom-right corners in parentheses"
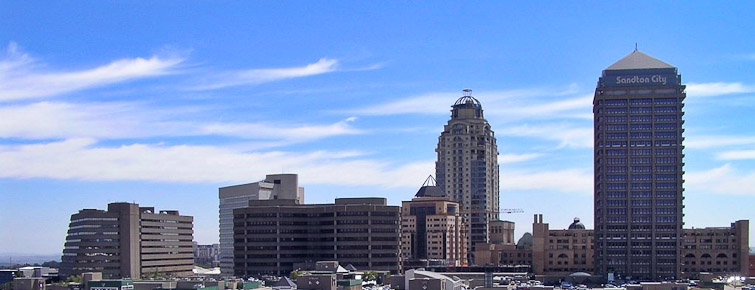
top-left (290, 270), bottom-right (301, 280)
top-left (363, 271), bottom-right (377, 282)
top-left (66, 275), bottom-right (82, 284)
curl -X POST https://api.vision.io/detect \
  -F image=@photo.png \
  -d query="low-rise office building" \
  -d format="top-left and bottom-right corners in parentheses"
top-left (233, 198), bottom-right (400, 276)
top-left (401, 192), bottom-right (467, 266)
top-left (477, 214), bottom-right (749, 280)
top-left (532, 215), bottom-right (594, 275)
top-left (681, 220), bottom-right (750, 279)
top-left (60, 202), bottom-right (194, 279)
top-left (475, 215), bottom-right (593, 276)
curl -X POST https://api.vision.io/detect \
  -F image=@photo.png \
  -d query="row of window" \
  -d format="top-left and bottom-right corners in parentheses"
top-left (599, 98), bottom-right (680, 106)
top-left (602, 149), bottom-right (679, 155)
top-left (600, 132), bottom-right (681, 140)
top-left (600, 123), bottom-right (678, 131)
top-left (599, 106), bottom-right (680, 114)
top-left (604, 165), bottom-right (677, 173)
top-left (598, 140), bottom-right (679, 147)
top-left (603, 174), bottom-right (678, 181)
top-left (604, 183), bottom-right (679, 190)
top-left (600, 115), bottom-right (679, 123)
top-left (601, 157), bottom-right (679, 165)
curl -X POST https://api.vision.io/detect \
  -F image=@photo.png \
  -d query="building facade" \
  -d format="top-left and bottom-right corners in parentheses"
top-left (532, 215), bottom-right (594, 276)
top-left (232, 198), bottom-right (400, 276)
top-left (475, 215), bottom-right (593, 276)
top-left (218, 173), bottom-right (304, 276)
top-left (401, 194), bottom-right (467, 266)
top-left (193, 243), bottom-right (220, 267)
top-left (435, 89), bottom-right (500, 262)
top-left (60, 202), bottom-right (194, 279)
top-left (680, 220), bottom-right (750, 279)
top-left (477, 214), bottom-right (747, 279)
top-left (593, 50), bottom-right (687, 280)
top-left (489, 220), bottom-right (515, 245)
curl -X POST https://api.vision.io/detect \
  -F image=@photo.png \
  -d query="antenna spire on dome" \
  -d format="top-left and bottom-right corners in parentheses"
top-left (463, 88), bottom-right (472, 97)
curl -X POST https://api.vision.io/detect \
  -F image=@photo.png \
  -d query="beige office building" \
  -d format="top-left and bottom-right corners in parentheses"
top-left (476, 214), bottom-right (749, 279)
top-left (532, 214), bottom-right (594, 275)
top-left (60, 202), bottom-right (194, 279)
top-left (401, 194), bottom-right (467, 266)
top-left (681, 220), bottom-right (750, 278)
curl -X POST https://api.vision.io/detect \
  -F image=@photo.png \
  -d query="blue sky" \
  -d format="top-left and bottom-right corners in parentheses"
top-left (1, 1), bottom-right (755, 255)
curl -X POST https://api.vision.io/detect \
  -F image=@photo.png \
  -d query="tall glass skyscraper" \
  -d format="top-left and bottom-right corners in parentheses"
top-left (593, 50), bottom-right (686, 280)
top-left (436, 89), bottom-right (500, 263)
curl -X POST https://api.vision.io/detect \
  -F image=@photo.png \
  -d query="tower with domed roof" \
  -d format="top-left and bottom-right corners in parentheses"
top-left (435, 89), bottom-right (500, 263)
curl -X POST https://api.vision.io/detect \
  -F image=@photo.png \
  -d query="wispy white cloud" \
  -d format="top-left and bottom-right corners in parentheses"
top-left (345, 85), bottom-right (590, 121)
top-left (500, 153), bottom-right (543, 163)
top-left (686, 164), bottom-right (755, 195)
top-left (498, 123), bottom-right (593, 148)
top-left (0, 102), bottom-right (189, 139)
top-left (0, 138), bottom-right (592, 195)
top-left (0, 139), bottom-right (431, 187)
top-left (501, 168), bottom-right (592, 194)
top-left (685, 135), bottom-right (755, 149)
top-left (0, 101), bottom-right (362, 143)
top-left (716, 149), bottom-right (755, 160)
top-left (197, 116), bottom-right (363, 141)
top-left (191, 58), bottom-right (341, 90)
top-left (0, 42), bottom-right (184, 101)
top-left (686, 82), bottom-right (755, 98)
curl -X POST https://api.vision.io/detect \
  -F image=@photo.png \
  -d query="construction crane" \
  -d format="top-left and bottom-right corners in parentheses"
top-left (499, 208), bottom-right (524, 214)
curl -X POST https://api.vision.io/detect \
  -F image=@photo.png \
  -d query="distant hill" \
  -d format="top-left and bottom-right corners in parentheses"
top-left (0, 254), bottom-right (60, 267)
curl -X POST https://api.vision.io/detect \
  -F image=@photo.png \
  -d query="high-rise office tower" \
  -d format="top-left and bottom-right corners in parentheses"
top-left (435, 89), bottom-right (500, 262)
top-left (60, 202), bottom-right (194, 279)
top-left (218, 173), bottom-right (304, 276)
top-left (593, 50), bottom-right (686, 280)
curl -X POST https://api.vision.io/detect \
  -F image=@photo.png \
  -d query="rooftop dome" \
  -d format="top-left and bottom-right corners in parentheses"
top-left (568, 217), bottom-right (585, 230)
top-left (453, 88), bottom-right (482, 108)
top-left (451, 89), bottom-right (484, 119)
top-left (516, 232), bottom-right (533, 249)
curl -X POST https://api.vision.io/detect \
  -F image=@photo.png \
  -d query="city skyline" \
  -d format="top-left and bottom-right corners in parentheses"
top-left (1, 2), bottom-right (755, 256)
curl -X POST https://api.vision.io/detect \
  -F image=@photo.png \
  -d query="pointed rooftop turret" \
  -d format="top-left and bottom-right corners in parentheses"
top-left (606, 50), bottom-right (674, 70)
top-left (415, 175), bottom-right (445, 197)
